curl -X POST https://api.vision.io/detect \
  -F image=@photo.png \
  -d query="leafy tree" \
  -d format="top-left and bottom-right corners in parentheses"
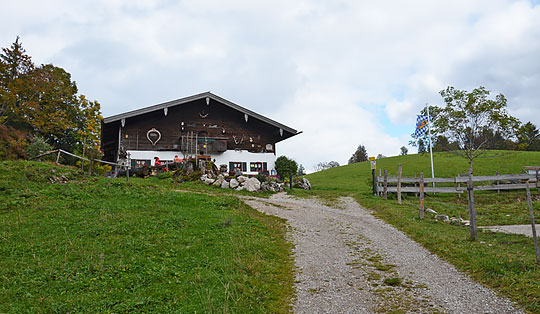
top-left (0, 37), bottom-right (102, 162)
top-left (376, 154), bottom-right (386, 159)
top-left (417, 138), bottom-right (427, 154)
top-left (432, 135), bottom-right (459, 152)
top-left (297, 164), bottom-right (306, 176)
top-left (327, 161), bottom-right (340, 168)
top-left (517, 121), bottom-right (540, 151)
top-left (399, 146), bottom-right (408, 156)
top-left (0, 36), bottom-right (34, 126)
top-left (348, 144), bottom-right (368, 164)
top-left (275, 156), bottom-right (298, 180)
top-left (313, 161), bottom-right (340, 172)
top-left (434, 86), bottom-right (520, 170)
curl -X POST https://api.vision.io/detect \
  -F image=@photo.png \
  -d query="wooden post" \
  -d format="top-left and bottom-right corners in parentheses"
top-left (414, 174), bottom-right (418, 198)
top-left (383, 169), bottom-right (388, 200)
top-left (372, 169), bottom-right (377, 196)
top-left (378, 169), bottom-right (382, 196)
top-left (126, 165), bottom-right (130, 183)
top-left (496, 171), bottom-right (500, 194)
top-left (467, 168), bottom-right (477, 241)
top-left (526, 182), bottom-right (540, 263)
top-left (397, 164), bottom-right (402, 205)
top-left (289, 171), bottom-right (293, 191)
top-left (56, 150), bottom-right (61, 164)
top-left (419, 172), bottom-right (425, 219)
top-left (457, 174), bottom-right (461, 200)
top-left (88, 160), bottom-right (93, 176)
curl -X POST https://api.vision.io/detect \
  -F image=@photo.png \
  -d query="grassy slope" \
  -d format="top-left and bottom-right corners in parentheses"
top-left (0, 161), bottom-right (293, 313)
top-left (305, 150), bottom-right (540, 313)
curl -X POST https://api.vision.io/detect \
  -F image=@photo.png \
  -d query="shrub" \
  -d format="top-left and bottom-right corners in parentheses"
top-left (25, 136), bottom-right (53, 161)
top-left (275, 156), bottom-right (298, 180)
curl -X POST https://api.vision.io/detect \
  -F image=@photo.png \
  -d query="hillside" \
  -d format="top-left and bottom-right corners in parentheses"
top-left (0, 161), bottom-right (293, 313)
top-left (307, 150), bottom-right (540, 194)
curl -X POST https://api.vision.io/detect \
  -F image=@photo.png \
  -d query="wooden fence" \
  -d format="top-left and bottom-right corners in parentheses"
top-left (374, 165), bottom-right (540, 262)
top-left (376, 172), bottom-right (539, 195)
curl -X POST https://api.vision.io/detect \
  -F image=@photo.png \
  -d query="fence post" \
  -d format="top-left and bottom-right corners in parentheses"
top-left (419, 172), bottom-right (425, 219)
top-left (56, 150), bottom-right (61, 164)
top-left (414, 174), bottom-right (418, 198)
top-left (289, 171), bottom-right (293, 191)
top-left (457, 174), bottom-right (461, 200)
top-left (526, 182), bottom-right (540, 263)
top-left (496, 171), bottom-right (500, 194)
top-left (89, 160), bottom-right (93, 176)
top-left (126, 166), bottom-right (129, 183)
top-left (383, 169), bottom-right (388, 200)
top-left (467, 168), bottom-right (477, 241)
top-left (397, 164), bottom-right (402, 204)
top-left (378, 169), bottom-right (382, 196)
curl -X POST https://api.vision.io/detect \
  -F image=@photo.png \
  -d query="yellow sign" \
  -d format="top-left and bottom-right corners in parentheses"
top-left (368, 156), bottom-right (375, 161)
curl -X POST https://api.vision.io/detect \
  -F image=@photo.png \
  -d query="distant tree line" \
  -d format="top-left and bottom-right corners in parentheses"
top-left (314, 161), bottom-right (340, 172)
top-left (0, 37), bottom-right (102, 162)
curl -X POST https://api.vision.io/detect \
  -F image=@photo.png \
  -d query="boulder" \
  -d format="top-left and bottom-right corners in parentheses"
top-left (425, 208), bottom-right (437, 214)
top-left (213, 174), bottom-right (225, 186)
top-left (221, 180), bottom-right (230, 189)
top-left (229, 178), bottom-right (239, 189)
top-left (245, 177), bottom-right (261, 192)
top-left (237, 175), bottom-right (248, 184)
top-left (236, 186), bottom-right (244, 191)
top-left (204, 178), bottom-right (215, 185)
top-left (434, 215), bottom-right (450, 223)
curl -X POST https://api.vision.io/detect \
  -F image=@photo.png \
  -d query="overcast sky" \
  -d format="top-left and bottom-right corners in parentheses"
top-left (2, 0), bottom-right (540, 171)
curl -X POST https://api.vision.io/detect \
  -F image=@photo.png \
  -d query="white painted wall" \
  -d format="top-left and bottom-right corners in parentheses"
top-left (126, 149), bottom-right (276, 175)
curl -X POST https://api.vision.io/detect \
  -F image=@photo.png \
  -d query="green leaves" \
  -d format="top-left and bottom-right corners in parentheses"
top-left (433, 86), bottom-right (521, 167)
top-left (0, 37), bottom-right (102, 161)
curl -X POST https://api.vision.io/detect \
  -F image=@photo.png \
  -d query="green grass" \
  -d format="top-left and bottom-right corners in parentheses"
top-left (305, 150), bottom-right (540, 313)
top-left (0, 161), bottom-right (294, 313)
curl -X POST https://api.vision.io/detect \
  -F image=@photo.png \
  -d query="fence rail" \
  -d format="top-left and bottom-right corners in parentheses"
top-left (377, 173), bottom-right (538, 194)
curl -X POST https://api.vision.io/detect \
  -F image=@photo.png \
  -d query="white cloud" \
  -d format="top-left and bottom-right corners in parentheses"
top-left (1, 0), bottom-right (540, 171)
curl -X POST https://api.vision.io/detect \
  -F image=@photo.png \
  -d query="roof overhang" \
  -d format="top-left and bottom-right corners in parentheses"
top-left (103, 91), bottom-right (299, 136)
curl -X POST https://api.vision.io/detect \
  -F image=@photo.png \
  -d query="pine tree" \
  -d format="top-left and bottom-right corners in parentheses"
top-left (348, 145), bottom-right (368, 164)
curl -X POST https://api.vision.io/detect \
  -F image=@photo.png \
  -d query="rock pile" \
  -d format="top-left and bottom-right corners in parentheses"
top-left (201, 174), bottom-right (284, 192)
top-left (200, 174), bottom-right (294, 193)
top-left (294, 178), bottom-right (312, 190)
top-left (427, 208), bottom-right (469, 226)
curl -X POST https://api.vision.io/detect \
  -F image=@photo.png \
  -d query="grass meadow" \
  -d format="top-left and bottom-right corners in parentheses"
top-left (0, 161), bottom-right (293, 313)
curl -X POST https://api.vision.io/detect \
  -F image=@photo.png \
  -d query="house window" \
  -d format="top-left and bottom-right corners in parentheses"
top-left (229, 162), bottom-right (247, 172)
top-left (250, 162), bottom-right (268, 173)
top-left (132, 159), bottom-right (151, 167)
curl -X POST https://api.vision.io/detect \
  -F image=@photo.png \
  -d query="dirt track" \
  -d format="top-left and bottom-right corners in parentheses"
top-left (242, 193), bottom-right (523, 313)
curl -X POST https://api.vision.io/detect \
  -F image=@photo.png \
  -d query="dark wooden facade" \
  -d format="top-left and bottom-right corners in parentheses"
top-left (101, 92), bottom-right (299, 162)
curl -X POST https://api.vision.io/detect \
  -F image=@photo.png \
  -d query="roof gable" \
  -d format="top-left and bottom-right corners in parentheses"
top-left (103, 92), bottom-right (299, 135)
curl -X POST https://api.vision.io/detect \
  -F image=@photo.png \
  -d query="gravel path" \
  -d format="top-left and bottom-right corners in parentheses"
top-left (242, 193), bottom-right (523, 313)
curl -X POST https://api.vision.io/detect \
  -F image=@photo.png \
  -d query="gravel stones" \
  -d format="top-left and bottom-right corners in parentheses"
top-left (242, 194), bottom-right (523, 314)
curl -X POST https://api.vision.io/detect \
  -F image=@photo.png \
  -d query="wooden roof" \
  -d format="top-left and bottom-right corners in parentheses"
top-left (103, 91), bottom-right (299, 135)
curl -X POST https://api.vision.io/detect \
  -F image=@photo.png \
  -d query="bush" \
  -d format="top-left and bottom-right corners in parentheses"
top-left (25, 136), bottom-right (53, 161)
top-left (275, 156), bottom-right (298, 180)
top-left (0, 125), bottom-right (30, 160)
